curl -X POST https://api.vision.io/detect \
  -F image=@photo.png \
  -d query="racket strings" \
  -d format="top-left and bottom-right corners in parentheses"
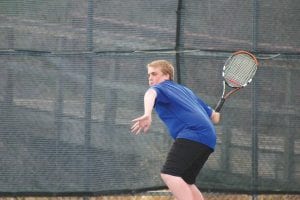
top-left (224, 54), bottom-right (257, 87)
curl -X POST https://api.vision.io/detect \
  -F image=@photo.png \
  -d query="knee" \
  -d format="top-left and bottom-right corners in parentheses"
top-left (160, 173), bottom-right (171, 183)
top-left (160, 173), bottom-right (180, 184)
top-left (160, 173), bottom-right (167, 181)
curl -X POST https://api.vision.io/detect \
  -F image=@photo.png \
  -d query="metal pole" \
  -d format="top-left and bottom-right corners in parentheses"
top-left (252, 0), bottom-right (259, 199)
top-left (87, 0), bottom-right (94, 52)
top-left (175, 0), bottom-right (185, 84)
top-left (251, 80), bottom-right (258, 200)
top-left (252, 0), bottom-right (258, 52)
top-left (85, 0), bottom-right (94, 153)
top-left (284, 71), bottom-right (294, 184)
top-left (84, 0), bottom-right (94, 197)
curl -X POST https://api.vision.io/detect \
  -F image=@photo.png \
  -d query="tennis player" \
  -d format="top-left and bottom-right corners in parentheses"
top-left (131, 60), bottom-right (220, 200)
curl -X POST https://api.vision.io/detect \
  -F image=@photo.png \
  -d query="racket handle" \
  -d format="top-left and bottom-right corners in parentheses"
top-left (215, 98), bottom-right (225, 112)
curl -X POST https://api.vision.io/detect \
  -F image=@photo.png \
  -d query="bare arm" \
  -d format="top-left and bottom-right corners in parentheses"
top-left (131, 88), bottom-right (157, 134)
top-left (211, 110), bottom-right (220, 124)
top-left (143, 88), bottom-right (157, 116)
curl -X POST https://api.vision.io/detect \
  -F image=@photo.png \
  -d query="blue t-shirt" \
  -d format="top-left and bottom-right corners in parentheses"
top-left (151, 80), bottom-right (217, 150)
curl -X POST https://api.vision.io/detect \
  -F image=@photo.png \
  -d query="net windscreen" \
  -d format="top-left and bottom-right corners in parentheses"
top-left (0, 0), bottom-right (299, 196)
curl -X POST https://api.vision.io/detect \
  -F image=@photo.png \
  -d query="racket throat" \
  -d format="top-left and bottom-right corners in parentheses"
top-left (215, 98), bottom-right (226, 112)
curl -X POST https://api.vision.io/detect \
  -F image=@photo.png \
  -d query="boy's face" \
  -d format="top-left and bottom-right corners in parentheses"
top-left (147, 66), bottom-right (169, 86)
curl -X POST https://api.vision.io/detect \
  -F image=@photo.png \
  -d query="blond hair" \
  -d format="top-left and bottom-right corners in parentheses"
top-left (147, 60), bottom-right (175, 81)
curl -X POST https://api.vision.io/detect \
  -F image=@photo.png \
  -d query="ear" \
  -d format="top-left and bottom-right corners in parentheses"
top-left (164, 73), bottom-right (170, 80)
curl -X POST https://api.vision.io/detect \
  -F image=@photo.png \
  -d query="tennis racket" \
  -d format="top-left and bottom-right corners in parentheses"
top-left (215, 50), bottom-right (258, 112)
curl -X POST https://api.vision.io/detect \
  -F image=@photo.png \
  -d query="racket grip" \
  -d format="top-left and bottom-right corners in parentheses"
top-left (215, 98), bottom-right (225, 112)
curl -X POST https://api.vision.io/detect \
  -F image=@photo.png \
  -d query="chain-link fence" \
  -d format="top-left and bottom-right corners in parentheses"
top-left (0, 0), bottom-right (299, 198)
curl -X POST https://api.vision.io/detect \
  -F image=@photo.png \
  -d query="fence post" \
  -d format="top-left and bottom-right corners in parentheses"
top-left (251, 0), bottom-right (259, 199)
top-left (84, 0), bottom-right (94, 197)
top-left (284, 71), bottom-right (294, 184)
top-left (175, 0), bottom-right (185, 84)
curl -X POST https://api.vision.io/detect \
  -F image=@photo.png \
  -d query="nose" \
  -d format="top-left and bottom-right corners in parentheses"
top-left (148, 75), bottom-right (153, 85)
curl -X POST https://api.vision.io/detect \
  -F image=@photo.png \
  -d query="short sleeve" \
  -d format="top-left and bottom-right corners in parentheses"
top-left (197, 97), bottom-right (213, 117)
top-left (150, 85), bottom-right (169, 103)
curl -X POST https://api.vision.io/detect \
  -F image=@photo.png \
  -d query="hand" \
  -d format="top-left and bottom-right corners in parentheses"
top-left (211, 111), bottom-right (220, 124)
top-left (131, 115), bottom-right (152, 134)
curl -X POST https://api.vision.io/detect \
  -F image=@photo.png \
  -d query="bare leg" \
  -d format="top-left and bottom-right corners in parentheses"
top-left (189, 184), bottom-right (205, 200)
top-left (161, 173), bottom-right (204, 200)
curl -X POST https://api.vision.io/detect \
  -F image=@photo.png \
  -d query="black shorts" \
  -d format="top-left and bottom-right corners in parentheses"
top-left (161, 138), bottom-right (213, 184)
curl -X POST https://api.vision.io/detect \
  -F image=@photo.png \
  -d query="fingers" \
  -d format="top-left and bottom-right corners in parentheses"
top-left (131, 115), bottom-right (145, 123)
top-left (131, 115), bottom-right (152, 134)
top-left (131, 118), bottom-right (140, 123)
top-left (131, 121), bottom-right (142, 134)
top-left (130, 120), bottom-right (150, 135)
top-left (131, 121), bottom-right (139, 130)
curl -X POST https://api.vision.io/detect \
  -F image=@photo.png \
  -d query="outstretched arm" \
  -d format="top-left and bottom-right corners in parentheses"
top-left (131, 88), bottom-right (157, 134)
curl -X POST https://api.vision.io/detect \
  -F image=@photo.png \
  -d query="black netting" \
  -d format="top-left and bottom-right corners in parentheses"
top-left (0, 0), bottom-right (299, 196)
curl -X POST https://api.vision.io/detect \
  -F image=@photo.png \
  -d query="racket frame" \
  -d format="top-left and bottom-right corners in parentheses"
top-left (215, 50), bottom-right (258, 112)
